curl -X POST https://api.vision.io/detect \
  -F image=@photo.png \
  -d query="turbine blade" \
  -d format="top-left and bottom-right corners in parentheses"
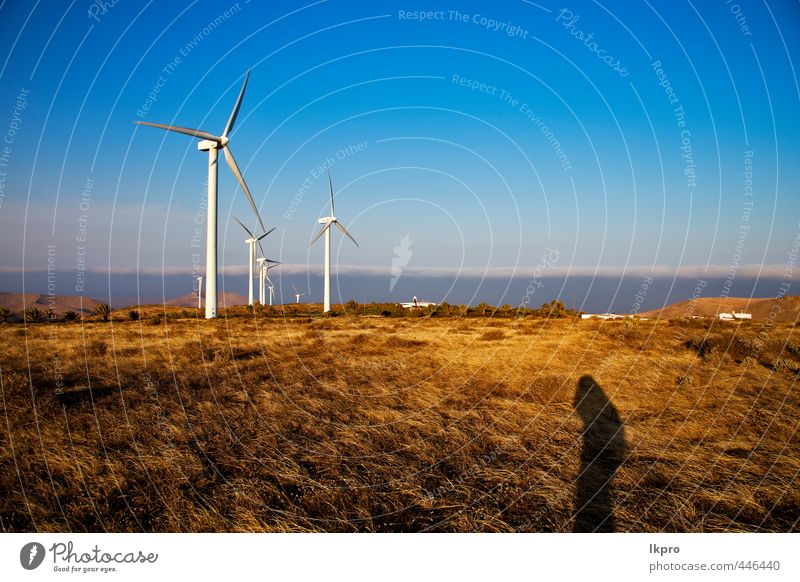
top-left (256, 226), bottom-right (276, 241)
top-left (233, 217), bottom-right (254, 239)
top-left (309, 223), bottom-right (331, 246)
top-left (334, 221), bottom-right (359, 247)
top-left (135, 121), bottom-right (219, 142)
top-left (223, 146), bottom-right (265, 232)
top-left (257, 230), bottom-right (277, 258)
top-left (223, 70), bottom-right (250, 138)
top-left (327, 170), bottom-right (335, 216)
top-left (292, 286), bottom-right (299, 294)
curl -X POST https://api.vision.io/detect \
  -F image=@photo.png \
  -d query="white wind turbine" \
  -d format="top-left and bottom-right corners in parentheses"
top-left (256, 258), bottom-right (279, 305)
top-left (234, 217), bottom-right (275, 305)
top-left (292, 286), bottom-right (305, 303)
top-left (196, 275), bottom-right (204, 309)
top-left (309, 171), bottom-right (358, 312)
top-left (257, 258), bottom-right (266, 305)
top-left (135, 70), bottom-right (263, 319)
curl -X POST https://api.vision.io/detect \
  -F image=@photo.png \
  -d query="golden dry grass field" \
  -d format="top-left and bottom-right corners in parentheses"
top-left (1, 310), bottom-right (798, 532)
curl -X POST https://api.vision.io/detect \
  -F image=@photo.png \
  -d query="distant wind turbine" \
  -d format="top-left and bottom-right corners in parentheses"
top-left (265, 265), bottom-right (277, 306)
top-left (257, 258), bottom-right (279, 305)
top-left (292, 286), bottom-right (305, 304)
top-left (134, 70), bottom-right (263, 318)
top-left (256, 258), bottom-right (266, 305)
top-left (234, 217), bottom-right (275, 306)
top-left (309, 171), bottom-right (358, 312)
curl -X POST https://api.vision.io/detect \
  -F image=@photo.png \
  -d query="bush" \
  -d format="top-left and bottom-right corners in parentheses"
top-left (0, 307), bottom-right (10, 323)
top-left (128, 310), bottom-right (140, 321)
top-left (23, 307), bottom-right (46, 323)
top-left (729, 337), bottom-right (758, 361)
top-left (63, 311), bottom-right (79, 322)
top-left (94, 303), bottom-right (111, 322)
top-left (685, 336), bottom-right (717, 357)
top-left (475, 302), bottom-right (493, 316)
top-left (88, 340), bottom-right (108, 356)
top-left (542, 299), bottom-right (566, 318)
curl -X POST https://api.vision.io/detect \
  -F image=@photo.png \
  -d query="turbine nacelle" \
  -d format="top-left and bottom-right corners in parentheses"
top-left (197, 136), bottom-right (229, 150)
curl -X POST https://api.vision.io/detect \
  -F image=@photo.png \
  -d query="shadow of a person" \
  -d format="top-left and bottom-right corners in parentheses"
top-left (573, 375), bottom-right (626, 532)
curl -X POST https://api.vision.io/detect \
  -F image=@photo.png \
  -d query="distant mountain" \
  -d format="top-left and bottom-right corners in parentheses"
top-left (0, 292), bottom-right (102, 315)
top-left (638, 296), bottom-right (799, 323)
top-left (165, 291), bottom-right (248, 308)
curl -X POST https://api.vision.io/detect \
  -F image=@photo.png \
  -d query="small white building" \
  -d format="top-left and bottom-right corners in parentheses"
top-left (719, 311), bottom-right (752, 321)
top-left (400, 301), bottom-right (437, 309)
top-left (581, 313), bottom-right (627, 320)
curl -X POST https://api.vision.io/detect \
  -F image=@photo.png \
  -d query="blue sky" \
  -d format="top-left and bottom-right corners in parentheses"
top-left (0, 0), bottom-right (798, 306)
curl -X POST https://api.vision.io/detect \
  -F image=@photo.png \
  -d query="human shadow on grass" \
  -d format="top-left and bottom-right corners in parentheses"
top-left (573, 375), bottom-right (626, 532)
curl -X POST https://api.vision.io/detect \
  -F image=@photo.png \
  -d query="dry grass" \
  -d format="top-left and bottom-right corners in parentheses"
top-left (0, 313), bottom-right (798, 532)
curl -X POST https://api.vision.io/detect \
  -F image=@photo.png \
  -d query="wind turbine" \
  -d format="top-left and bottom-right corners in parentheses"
top-left (256, 258), bottom-right (266, 305)
top-left (196, 275), bottom-right (204, 310)
top-left (309, 171), bottom-right (358, 312)
top-left (292, 286), bottom-right (305, 304)
top-left (256, 258), bottom-right (279, 305)
top-left (265, 262), bottom-right (278, 306)
top-left (134, 70), bottom-right (263, 319)
top-left (234, 217), bottom-right (274, 305)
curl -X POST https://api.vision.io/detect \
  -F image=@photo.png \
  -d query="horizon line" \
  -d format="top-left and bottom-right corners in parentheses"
top-left (0, 263), bottom-right (790, 279)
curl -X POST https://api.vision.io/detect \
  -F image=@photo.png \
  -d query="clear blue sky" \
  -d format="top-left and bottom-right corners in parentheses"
top-left (0, 0), bottom-right (798, 305)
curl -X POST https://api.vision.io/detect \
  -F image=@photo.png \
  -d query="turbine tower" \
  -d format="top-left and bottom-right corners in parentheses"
top-left (234, 218), bottom-right (274, 306)
top-left (134, 71), bottom-right (263, 319)
top-left (293, 286), bottom-right (305, 304)
top-left (256, 258), bottom-right (266, 305)
top-left (196, 275), bottom-right (204, 310)
top-left (310, 171), bottom-right (358, 312)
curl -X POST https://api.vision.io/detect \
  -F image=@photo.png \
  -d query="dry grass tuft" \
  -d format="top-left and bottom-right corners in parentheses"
top-left (385, 336), bottom-right (427, 349)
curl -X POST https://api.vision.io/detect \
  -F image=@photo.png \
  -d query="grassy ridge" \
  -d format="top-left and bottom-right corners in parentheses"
top-left (1, 314), bottom-right (798, 532)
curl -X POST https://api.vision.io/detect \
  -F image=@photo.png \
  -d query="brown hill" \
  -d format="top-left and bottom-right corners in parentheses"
top-left (0, 292), bottom-right (102, 315)
top-left (639, 295), bottom-right (800, 323)
top-left (165, 291), bottom-right (248, 308)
